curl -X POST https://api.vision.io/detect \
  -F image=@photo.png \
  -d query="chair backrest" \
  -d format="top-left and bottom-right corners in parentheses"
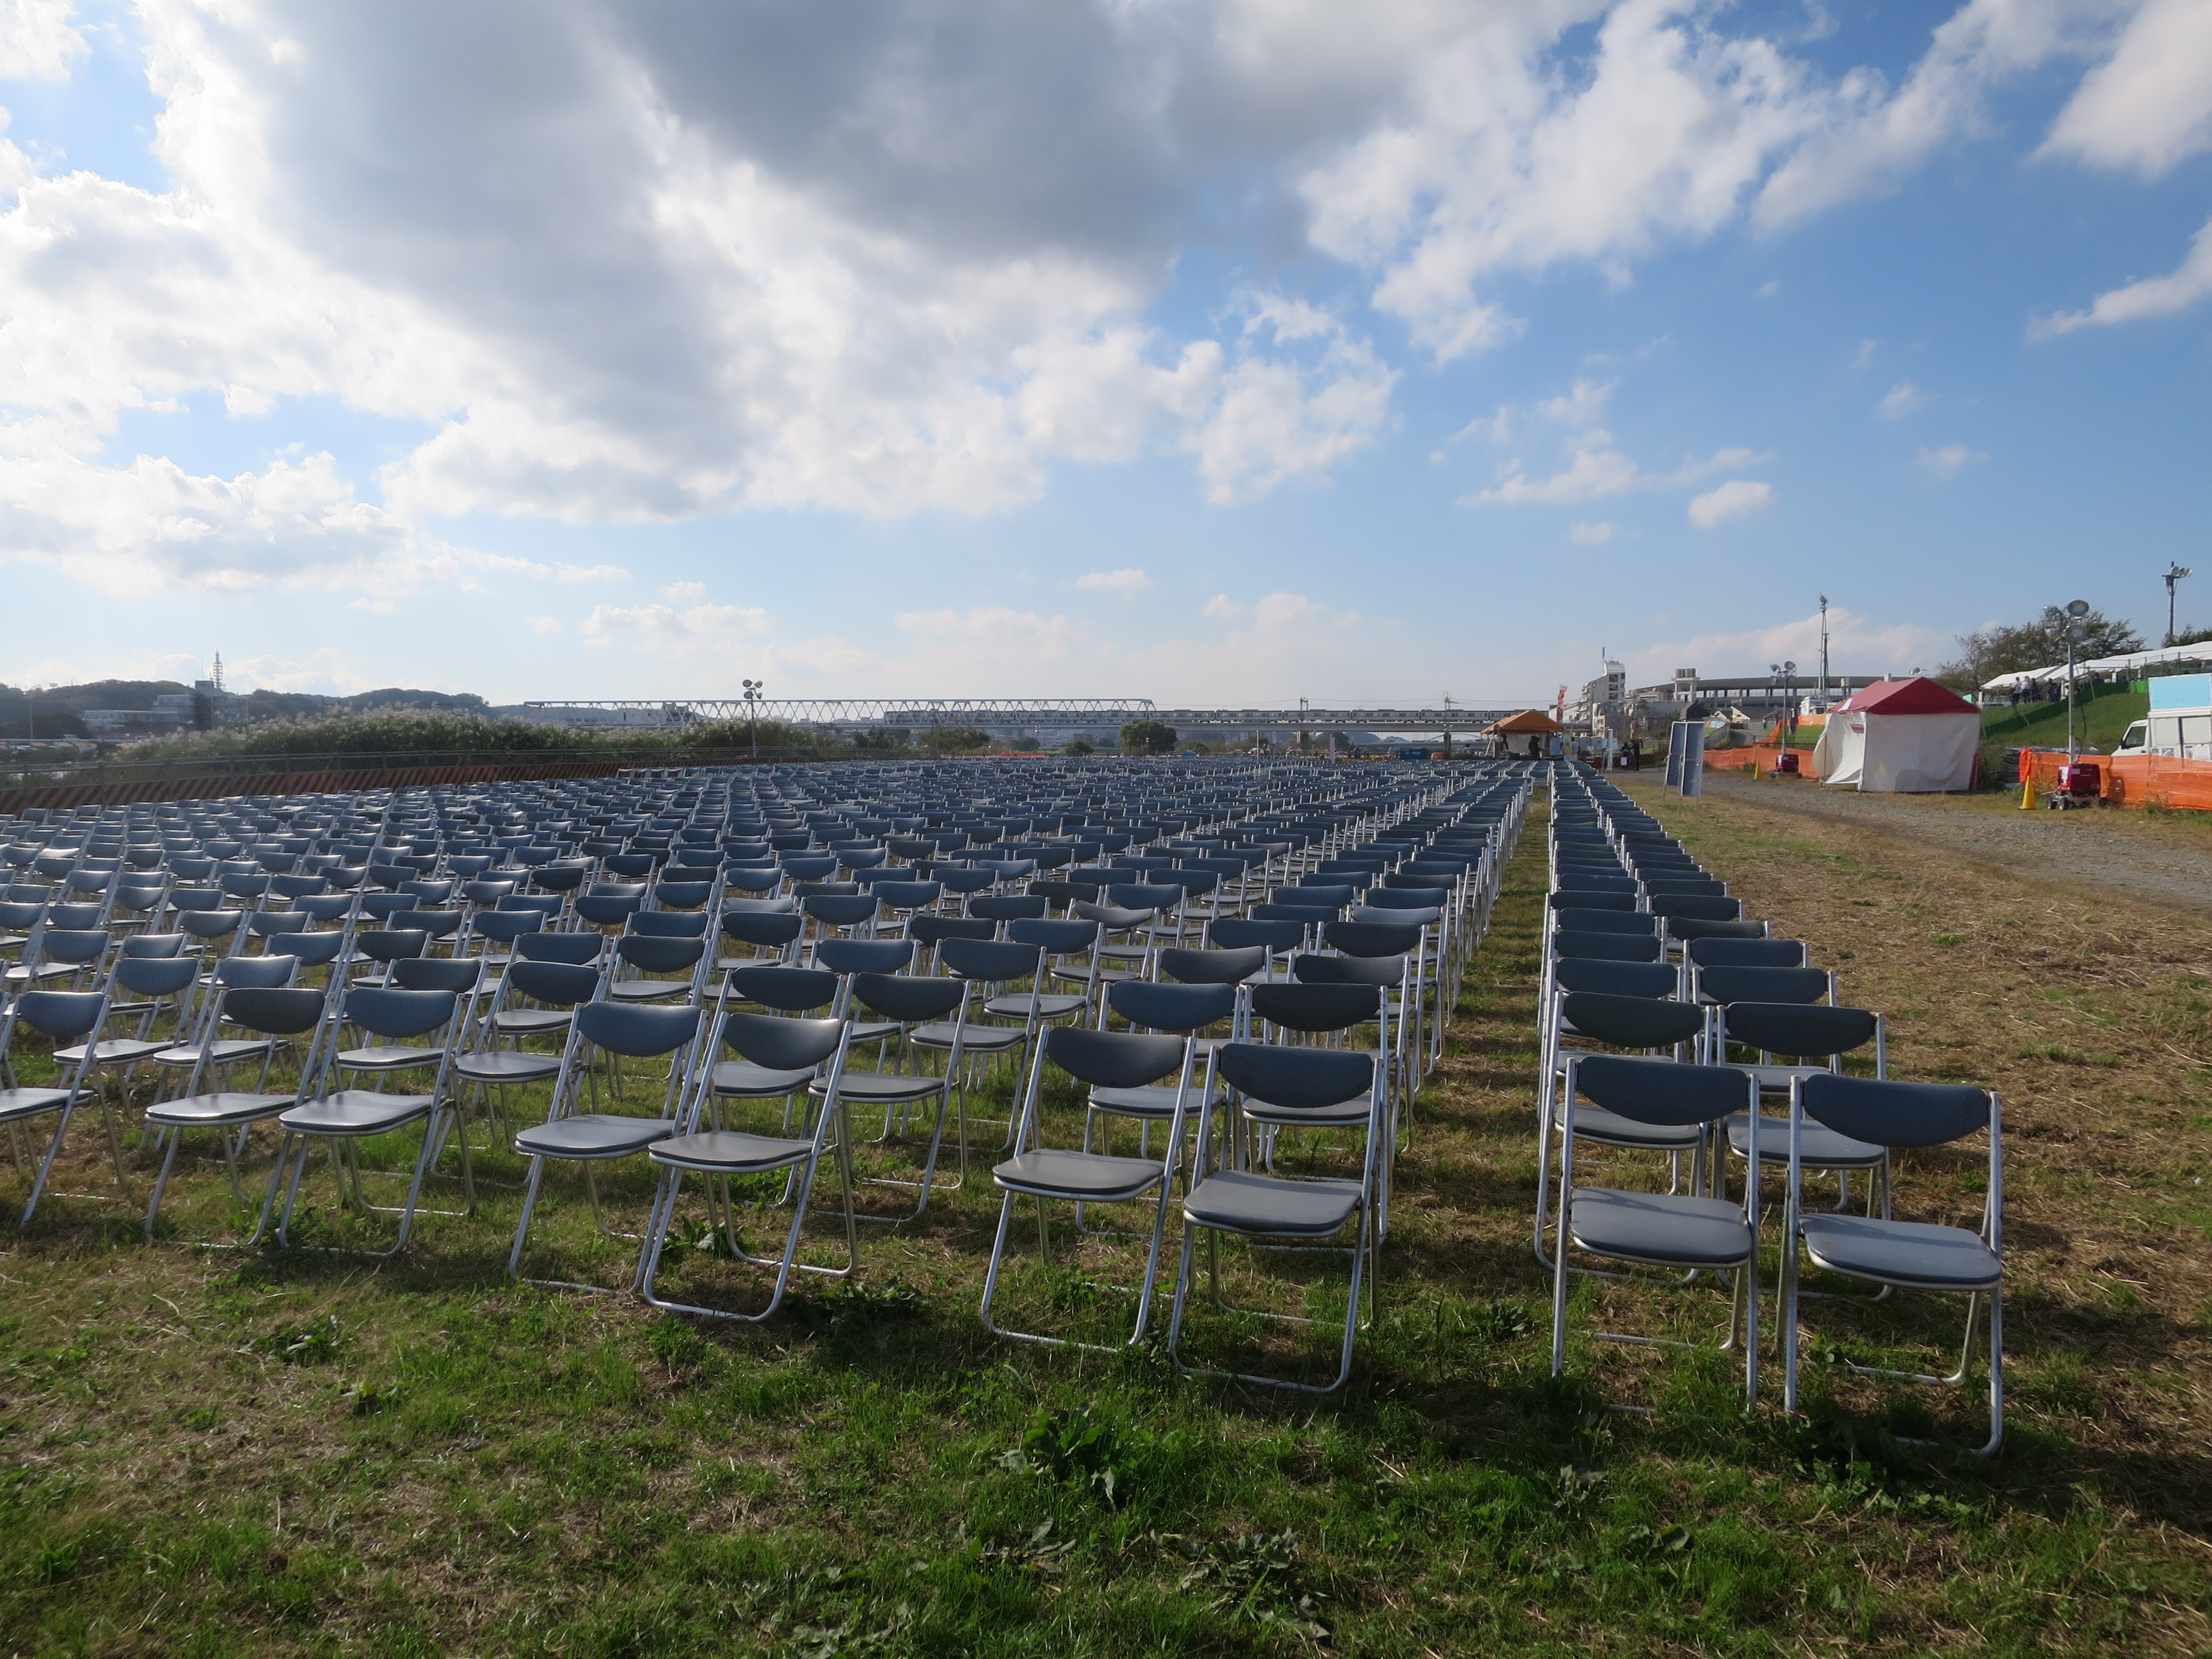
top-left (652, 881), bottom-right (713, 910)
top-left (1108, 980), bottom-right (1234, 1034)
top-left (1105, 882), bottom-right (1180, 913)
top-left (1157, 945), bottom-right (1267, 985)
top-left (1684, 936), bottom-right (1804, 968)
top-left (343, 986), bottom-right (459, 1041)
top-left (1721, 1002), bottom-right (1877, 1058)
top-left (1798, 1073), bottom-right (1991, 1149)
top-left (1291, 952), bottom-right (1402, 988)
top-left (220, 985), bottom-right (328, 1035)
top-left (1698, 965), bottom-right (1829, 1006)
top-left (121, 932), bottom-right (189, 958)
top-left (1206, 919), bottom-right (1303, 953)
top-left (1324, 920), bottom-right (1422, 959)
top-left (516, 932), bottom-right (604, 966)
top-left (1552, 959), bottom-right (1678, 998)
top-left (1557, 990), bottom-right (1705, 1050)
top-left (1551, 907), bottom-right (1657, 936)
top-left (36, 928), bottom-right (111, 964)
top-left (938, 937), bottom-right (1044, 983)
top-left (391, 957), bottom-right (485, 993)
top-left (851, 972), bottom-right (964, 1023)
top-left (719, 1010), bottom-right (844, 1070)
top-left (1007, 918), bottom-right (1099, 956)
top-left (1547, 889), bottom-right (1637, 913)
top-left (472, 909), bottom-right (546, 945)
top-left (1250, 982), bottom-right (1380, 1034)
top-left (264, 931), bottom-right (346, 968)
top-left (576, 894), bottom-right (645, 927)
top-left (909, 916), bottom-right (995, 948)
top-left (1551, 929), bottom-right (1663, 963)
top-left (632, 910), bottom-right (709, 938)
top-left (1217, 1041), bottom-right (1372, 1113)
top-left (507, 961), bottom-right (603, 1006)
top-left (358, 928), bottom-right (429, 963)
top-left (576, 1000), bottom-right (701, 1057)
top-left (1041, 1024), bottom-right (1188, 1089)
top-left (1648, 894), bottom-right (1741, 921)
top-left (113, 956), bottom-right (199, 998)
top-left (814, 938), bottom-right (914, 975)
top-left (216, 953), bottom-right (299, 988)
top-left (727, 965), bottom-right (839, 1013)
top-left (11, 989), bottom-right (108, 1039)
top-left (617, 933), bottom-right (705, 974)
top-left (1571, 1055), bottom-right (1751, 1126)
top-left (802, 894), bottom-right (879, 927)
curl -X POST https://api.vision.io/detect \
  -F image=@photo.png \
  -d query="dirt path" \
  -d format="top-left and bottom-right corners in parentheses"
top-left (1681, 772), bottom-right (2212, 913)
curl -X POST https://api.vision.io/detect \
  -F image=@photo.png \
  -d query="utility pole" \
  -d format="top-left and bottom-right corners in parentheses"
top-left (742, 678), bottom-right (763, 760)
top-left (1441, 692), bottom-right (1454, 759)
top-left (2054, 601), bottom-right (2090, 760)
top-left (2165, 562), bottom-right (2193, 646)
top-left (1813, 594), bottom-right (1830, 709)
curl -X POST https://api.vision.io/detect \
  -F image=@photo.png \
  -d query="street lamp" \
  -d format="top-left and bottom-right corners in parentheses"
top-left (2047, 601), bottom-right (2091, 759)
top-left (741, 679), bottom-right (764, 760)
top-left (1769, 660), bottom-right (1798, 744)
top-left (2165, 562), bottom-right (2194, 647)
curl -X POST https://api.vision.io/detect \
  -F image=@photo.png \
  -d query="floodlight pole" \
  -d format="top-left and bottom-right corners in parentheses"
top-left (1817, 594), bottom-right (1831, 708)
top-left (742, 678), bottom-right (763, 759)
top-left (2166, 562), bottom-right (2193, 647)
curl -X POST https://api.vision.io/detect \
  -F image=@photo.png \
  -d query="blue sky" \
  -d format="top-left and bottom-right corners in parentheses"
top-left (2, 0), bottom-right (2208, 708)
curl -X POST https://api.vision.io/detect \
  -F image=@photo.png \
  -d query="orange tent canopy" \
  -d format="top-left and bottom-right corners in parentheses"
top-left (1486, 709), bottom-right (1567, 734)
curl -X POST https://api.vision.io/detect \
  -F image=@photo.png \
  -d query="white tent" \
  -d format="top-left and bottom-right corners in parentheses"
top-left (1813, 677), bottom-right (1981, 792)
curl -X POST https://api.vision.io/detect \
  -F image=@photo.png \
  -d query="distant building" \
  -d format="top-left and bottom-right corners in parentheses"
top-left (81, 692), bottom-right (202, 735)
top-left (1629, 668), bottom-right (1885, 724)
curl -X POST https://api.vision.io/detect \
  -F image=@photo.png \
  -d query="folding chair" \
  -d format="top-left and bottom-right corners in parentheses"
top-left (1781, 1073), bottom-right (2006, 1455)
top-left (980, 1026), bottom-right (1196, 1350)
top-left (1548, 1055), bottom-right (1763, 1409)
top-left (1167, 1042), bottom-right (1384, 1393)
top-left (507, 1000), bottom-right (706, 1291)
top-left (635, 1011), bottom-right (858, 1321)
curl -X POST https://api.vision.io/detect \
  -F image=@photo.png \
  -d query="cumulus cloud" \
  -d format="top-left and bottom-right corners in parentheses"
top-left (2042, 0), bottom-right (2212, 178)
top-left (578, 596), bottom-right (774, 658)
top-left (1568, 520), bottom-right (1618, 545)
top-left (1687, 478), bottom-right (1773, 526)
top-left (2034, 215), bottom-right (2212, 334)
top-left (1074, 567), bottom-right (1154, 596)
top-left (1916, 442), bottom-right (1987, 478)
top-left (0, 0), bottom-right (2177, 610)
top-left (1878, 381), bottom-right (1925, 419)
top-left (0, 0), bottom-right (87, 82)
top-left (1469, 442), bottom-right (1760, 507)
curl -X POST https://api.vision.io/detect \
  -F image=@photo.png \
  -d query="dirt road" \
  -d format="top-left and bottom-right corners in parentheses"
top-left (1671, 772), bottom-right (2212, 913)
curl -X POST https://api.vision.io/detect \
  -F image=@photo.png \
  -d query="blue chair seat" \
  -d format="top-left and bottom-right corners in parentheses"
top-left (513, 1115), bottom-right (675, 1160)
top-left (280, 1090), bottom-right (436, 1137)
top-left (708, 1060), bottom-right (815, 1097)
top-left (144, 1091), bottom-right (295, 1127)
top-left (1568, 1188), bottom-right (1753, 1267)
top-left (992, 1147), bottom-right (1165, 1201)
top-left (335, 1045), bottom-right (442, 1071)
top-left (0, 1086), bottom-right (70, 1123)
top-left (150, 1039), bottom-right (278, 1069)
top-left (1723, 1113), bottom-right (1882, 1167)
top-left (1088, 1083), bottom-right (1227, 1119)
top-left (649, 1129), bottom-right (813, 1173)
top-left (54, 1036), bottom-right (168, 1067)
top-left (808, 1070), bottom-right (945, 1102)
top-left (454, 1051), bottom-right (561, 1084)
top-left (1182, 1167), bottom-right (1361, 1237)
top-left (1800, 1214), bottom-right (2001, 1290)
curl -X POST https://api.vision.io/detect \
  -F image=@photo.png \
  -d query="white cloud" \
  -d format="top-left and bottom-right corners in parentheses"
top-left (1916, 442), bottom-right (1987, 478)
top-left (2042, 0), bottom-right (2212, 178)
top-left (1568, 520), bottom-right (1618, 545)
top-left (525, 615), bottom-right (564, 637)
top-left (1687, 478), bottom-right (1773, 526)
top-left (0, 0), bottom-right (87, 82)
top-left (1184, 300), bottom-right (1396, 504)
top-left (1074, 567), bottom-right (1154, 596)
top-left (1469, 442), bottom-right (1761, 507)
top-left (578, 597), bottom-right (774, 658)
top-left (2034, 214), bottom-right (2212, 334)
top-left (1536, 378), bottom-right (1616, 431)
top-left (1879, 380), bottom-right (1925, 419)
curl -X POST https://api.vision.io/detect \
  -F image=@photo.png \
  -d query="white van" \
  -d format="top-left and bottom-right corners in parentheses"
top-left (2116, 672), bottom-right (2212, 761)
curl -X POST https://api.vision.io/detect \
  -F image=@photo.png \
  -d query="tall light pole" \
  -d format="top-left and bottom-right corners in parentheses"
top-left (2049, 601), bottom-right (2090, 759)
top-left (741, 679), bottom-right (763, 760)
top-left (1770, 660), bottom-right (1798, 744)
top-left (2165, 562), bottom-right (2193, 646)
top-left (1816, 594), bottom-right (1831, 707)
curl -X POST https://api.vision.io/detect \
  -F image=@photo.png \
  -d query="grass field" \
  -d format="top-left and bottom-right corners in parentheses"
top-left (3, 795), bottom-right (2209, 1656)
top-left (1979, 685), bottom-right (2148, 756)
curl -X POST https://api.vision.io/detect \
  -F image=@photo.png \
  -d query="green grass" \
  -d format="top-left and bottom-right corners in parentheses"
top-left (2, 816), bottom-right (2208, 1653)
top-left (1979, 684), bottom-right (2147, 753)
